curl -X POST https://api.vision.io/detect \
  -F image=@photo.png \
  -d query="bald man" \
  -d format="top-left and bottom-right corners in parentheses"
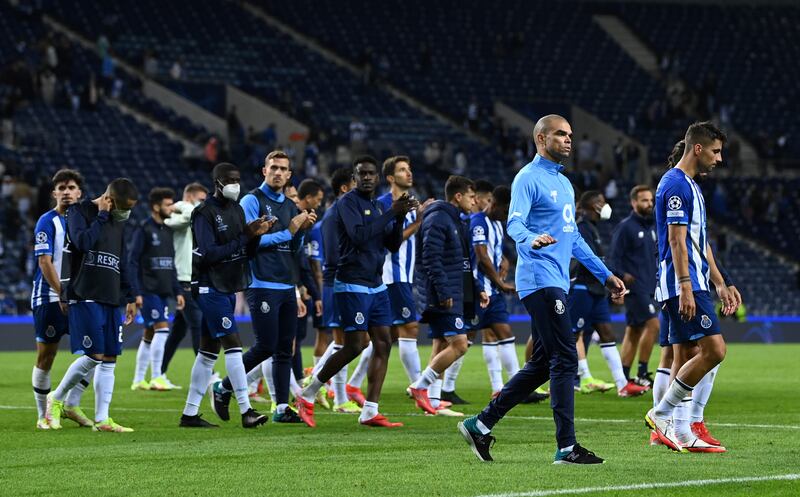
top-left (458, 115), bottom-right (626, 464)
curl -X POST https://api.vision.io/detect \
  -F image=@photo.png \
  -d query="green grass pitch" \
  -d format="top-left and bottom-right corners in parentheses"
top-left (1, 343), bottom-right (799, 497)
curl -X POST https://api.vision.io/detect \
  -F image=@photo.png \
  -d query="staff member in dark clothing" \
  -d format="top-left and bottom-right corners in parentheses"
top-left (296, 156), bottom-right (417, 428)
top-left (179, 163), bottom-right (273, 429)
top-left (129, 187), bottom-right (185, 392)
top-left (46, 178), bottom-right (139, 432)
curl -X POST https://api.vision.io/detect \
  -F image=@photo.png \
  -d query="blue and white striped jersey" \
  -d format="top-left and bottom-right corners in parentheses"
top-left (470, 212), bottom-right (504, 296)
top-left (654, 167), bottom-right (709, 302)
top-left (31, 209), bottom-right (66, 308)
top-left (377, 192), bottom-right (416, 284)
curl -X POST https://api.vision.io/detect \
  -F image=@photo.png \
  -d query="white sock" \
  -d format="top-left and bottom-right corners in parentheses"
top-left (359, 400), bottom-right (378, 422)
top-left (65, 368), bottom-right (94, 407)
top-left (93, 362), bottom-right (116, 422)
top-left (32, 366), bottom-right (50, 418)
top-left (133, 339), bottom-right (151, 383)
top-left (443, 354), bottom-right (465, 392)
top-left (429, 379), bottom-right (442, 409)
top-left (348, 341), bottom-right (373, 388)
top-left (276, 403), bottom-right (288, 414)
top-left (412, 366), bottom-right (439, 390)
top-left (149, 329), bottom-right (169, 380)
top-left (312, 341), bottom-right (337, 376)
top-left (600, 342), bottom-right (627, 390)
top-left (301, 375), bottom-right (324, 403)
top-left (183, 351), bottom-right (217, 416)
top-left (53, 356), bottom-right (101, 401)
top-left (398, 338), bottom-right (421, 383)
top-left (577, 358), bottom-right (592, 380)
top-left (475, 418), bottom-right (491, 434)
top-left (691, 365), bottom-right (719, 423)
top-left (653, 368), bottom-right (671, 408)
top-left (289, 369), bottom-right (303, 399)
top-left (497, 338), bottom-right (520, 378)
top-left (482, 342), bottom-right (503, 392)
top-left (559, 444), bottom-right (575, 453)
top-left (673, 397), bottom-right (693, 442)
top-left (333, 363), bottom-right (348, 406)
top-left (654, 378), bottom-right (693, 419)
top-left (261, 358), bottom-right (276, 403)
top-left (224, 348), bottom-right (252, 414)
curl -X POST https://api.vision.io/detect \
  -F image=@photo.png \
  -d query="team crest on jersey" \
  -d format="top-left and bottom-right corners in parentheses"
top-left (550, 190), bottom-right (558, 202)
top-left (401, 307), bottom-right (411, 319)
top-left (82, 335), bottom-right (93, 348)
top-left (455, 317), bottom-right (464, 329)
top-left (668, 196), bottom-right (683, 210)
top-left (473, 226), bottom-right (486, 242)
top-left (261, 301), bottom-right (270, 314)
top-left (700, 315), bottom-right (712, 329)
top-left (355, 312), bottom-right (365, 325)
top-left (222, 317), bottom-right (232, 329)
top-left (554, 300), bottom-right (565, 315)
top-left (35, 231), bottom-right (48, 244)
top-left (576, 318), bottom-right (584, 328)
top-left (215, 215), bottom-right (228, 232)
top-left (151, 309), bottom-right (160, 319)
top-left (151, 232), bottom-right (161, 246)
top-left (45, 326), bottom-right (56, 338)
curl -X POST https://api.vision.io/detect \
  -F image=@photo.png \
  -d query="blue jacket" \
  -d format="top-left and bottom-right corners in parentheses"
top-left (416, 200), bottom-right (475, 318)
top-left (608, 211), bottom-right (658, 296)
top-left (508, 155), bottom-right (612, 299)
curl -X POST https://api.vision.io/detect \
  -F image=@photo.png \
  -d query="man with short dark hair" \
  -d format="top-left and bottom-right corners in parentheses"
top-left (472, 180), bottom-right (494, 214)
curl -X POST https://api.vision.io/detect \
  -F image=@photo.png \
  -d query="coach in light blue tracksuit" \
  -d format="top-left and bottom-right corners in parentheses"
top-left (460, 115), bottom-right (625, 465)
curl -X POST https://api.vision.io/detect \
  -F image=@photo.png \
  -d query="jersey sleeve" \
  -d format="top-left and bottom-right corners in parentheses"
top-left (308, 225), bottom-right (323, 261)
top-left (470, 214), bottom-right (489, 246)
top-left (662, 179), bottom-right (692, 225)
top-left (33, 216), bottom-right (56, 257)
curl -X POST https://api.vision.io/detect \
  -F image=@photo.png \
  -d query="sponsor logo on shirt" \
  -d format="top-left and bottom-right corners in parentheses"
top-left (472, 226), bottom-right (486, 242)
top-left (84, 250), bottom-right (120, 273)
top-left (215, 215), bottom-right (228, 232)
top-left (562, 204), bottom-right (575, 233)
top-left (668, 196), bottom-right (683, 210)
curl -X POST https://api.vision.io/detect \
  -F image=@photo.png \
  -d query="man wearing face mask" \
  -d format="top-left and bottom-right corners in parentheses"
top-left (568, 191), bottom-right (649, 398)
top-left (129, 187), bottom-right (185, 392)
top-left (160, 182), bottom-right (209, 379)
top-left (179, 163), bottom-right (273, 429)
top-left (46, 178), bottom-right (140, 433)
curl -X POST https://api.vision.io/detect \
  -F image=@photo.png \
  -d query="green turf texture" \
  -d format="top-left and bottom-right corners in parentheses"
top-left (1, 344), bottom-right (798, 497)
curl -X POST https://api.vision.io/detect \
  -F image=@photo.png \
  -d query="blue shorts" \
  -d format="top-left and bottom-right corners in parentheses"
top-left (387, 283), bottom-right (418, 325)
top-left (197, 287), bottom-right (238, 338)
top-left (473, 294), bottom-right (509, 329)
top-left (625, 292), bottom-right (659, 327)
top-left (568, 287), bottom-right (611, 332)
top-left (659, 306), bottom-right (670, 347)
top-left (33, 302), bottom-right (69, 344)
top-left (141, 293), bottom-right (169, 327)
top-left (335, 290), bottom-right (392, 332)
top-left (664, 291), bottom-right (721, 345)
top-left (427, 313), bottom-right (468, 339)
top-left (68, 301), bottom-right (123, 356)
top-left (321, 285), bottom-right (340, 330)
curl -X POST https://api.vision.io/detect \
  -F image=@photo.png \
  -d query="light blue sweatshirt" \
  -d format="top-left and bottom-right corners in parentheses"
top-left (507, 154), bottom-right (612, 299)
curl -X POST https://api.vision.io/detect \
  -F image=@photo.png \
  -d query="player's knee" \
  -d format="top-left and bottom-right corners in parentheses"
top-left (341, 341), bottom-right (365, 359)
top-left (704, 341), bottom-right (726, 364)
top-left (36, 354), bottom-right (55, 370)
top-left (450, 337), bottom-right (469, 357)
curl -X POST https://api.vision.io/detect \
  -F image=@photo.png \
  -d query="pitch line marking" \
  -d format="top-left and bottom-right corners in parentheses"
top-left (471, 473), bottom-right (800, 497)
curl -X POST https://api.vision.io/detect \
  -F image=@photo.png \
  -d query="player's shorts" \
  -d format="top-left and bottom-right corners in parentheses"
top-left (659, 305), bottom-right (670, 347)
top-left (427, 313), bottom-right (468, 339)
top-left (387, 282), bottom-right (418, 325)
top-left (335, 290), bottom-right (392, 332)
top-left (321, 284), bottom-right (340, 330)
top-left (68, 301), bottom-right (123, 356)
top-left (33, 302), bottom-right (69, 344)
top-left (568, 287), bottom-right (611, 333)
top-left (141, 293), bottom-right (169, 327)
top-left (624, 292), bottom-right (659, 327)
top-left (473, 294), bottom-right (509, 329)
top-left (197, 286), bottom-right (238, 338)
top-left (664, 291), bottom-right (721, 345)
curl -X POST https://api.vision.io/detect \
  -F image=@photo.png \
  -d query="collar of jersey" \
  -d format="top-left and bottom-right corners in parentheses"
top-left (259, 182), bottom-right (285, 203)
top-left (533, 154), bottom-right (565, 173)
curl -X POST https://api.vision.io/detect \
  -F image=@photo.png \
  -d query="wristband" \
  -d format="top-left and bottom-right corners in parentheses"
top-left (678, 276), bottom-right (691, 284)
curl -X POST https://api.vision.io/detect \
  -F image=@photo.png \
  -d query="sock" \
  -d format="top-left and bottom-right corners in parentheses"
top-left (673, 397), bottom-right (693, 442)
top-left (93, 362), bottom-right (116, 422)
top-left (577, 358), bottom-right (592, 380)
top-left (559, 444), bottom-right (575, 453)
top-left (653, 368), bottom-right (671, 408)
top-left (654, 378), bottom-right (693, 419)
top-left (359, 400), bottom-right (378, 422)
top-left (475, 418), bottom-right (491, 435)
top-left (691, 365), bottom-right (719, 423)
top-left (348, 341), bottom-right (372, 388)
top-left (333, 363), bottom-right (348, 405)
top-left (443, 354), bottom-right (465, 392)
top-left (223, 348), bottom-right (252, 414)
top-left (301, 375), bottom-right (324, 403)
top-left (637, 360), bottom-right (649, 378)
top-left (482, 342), bottom-right (503, 392)
top-left (149, 329), bottom-right (169, 380)
top-left (53, 356), bottom-right (101, 401)
top-left (497, 337), bottom-right (520, 378)
top-left (183, 351), bottom-right (217, 416)
top-left (312, 341), bottom-right (337, 376)
top-left (276, 403), bottom-right (288, 414)
top-left (622, 365), bottom-right (631, 380)
top-left (429, 379), bottom-right (443, 409)
top-left (289, 369), bottom-right (303, 399)
top-left (412, 366), bottom-right (439, 390)
top-left (600, 342), bottom-right (627, 390)
top-left (65, 369), bottom-right (94, 407)
top-left (398, 338), bottom-right (421, 383)
top-left (32, 366), bottom-right (50, 418)
top-left (261, 358), bottom-right (276, 404)
top-left (133, 339), bottom-right (151, 383)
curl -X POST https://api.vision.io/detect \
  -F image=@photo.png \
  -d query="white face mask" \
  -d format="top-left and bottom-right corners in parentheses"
top-left (220, 183), bottom-right (240, 201)
top-left (599, 203), bottom-right (612, 220)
